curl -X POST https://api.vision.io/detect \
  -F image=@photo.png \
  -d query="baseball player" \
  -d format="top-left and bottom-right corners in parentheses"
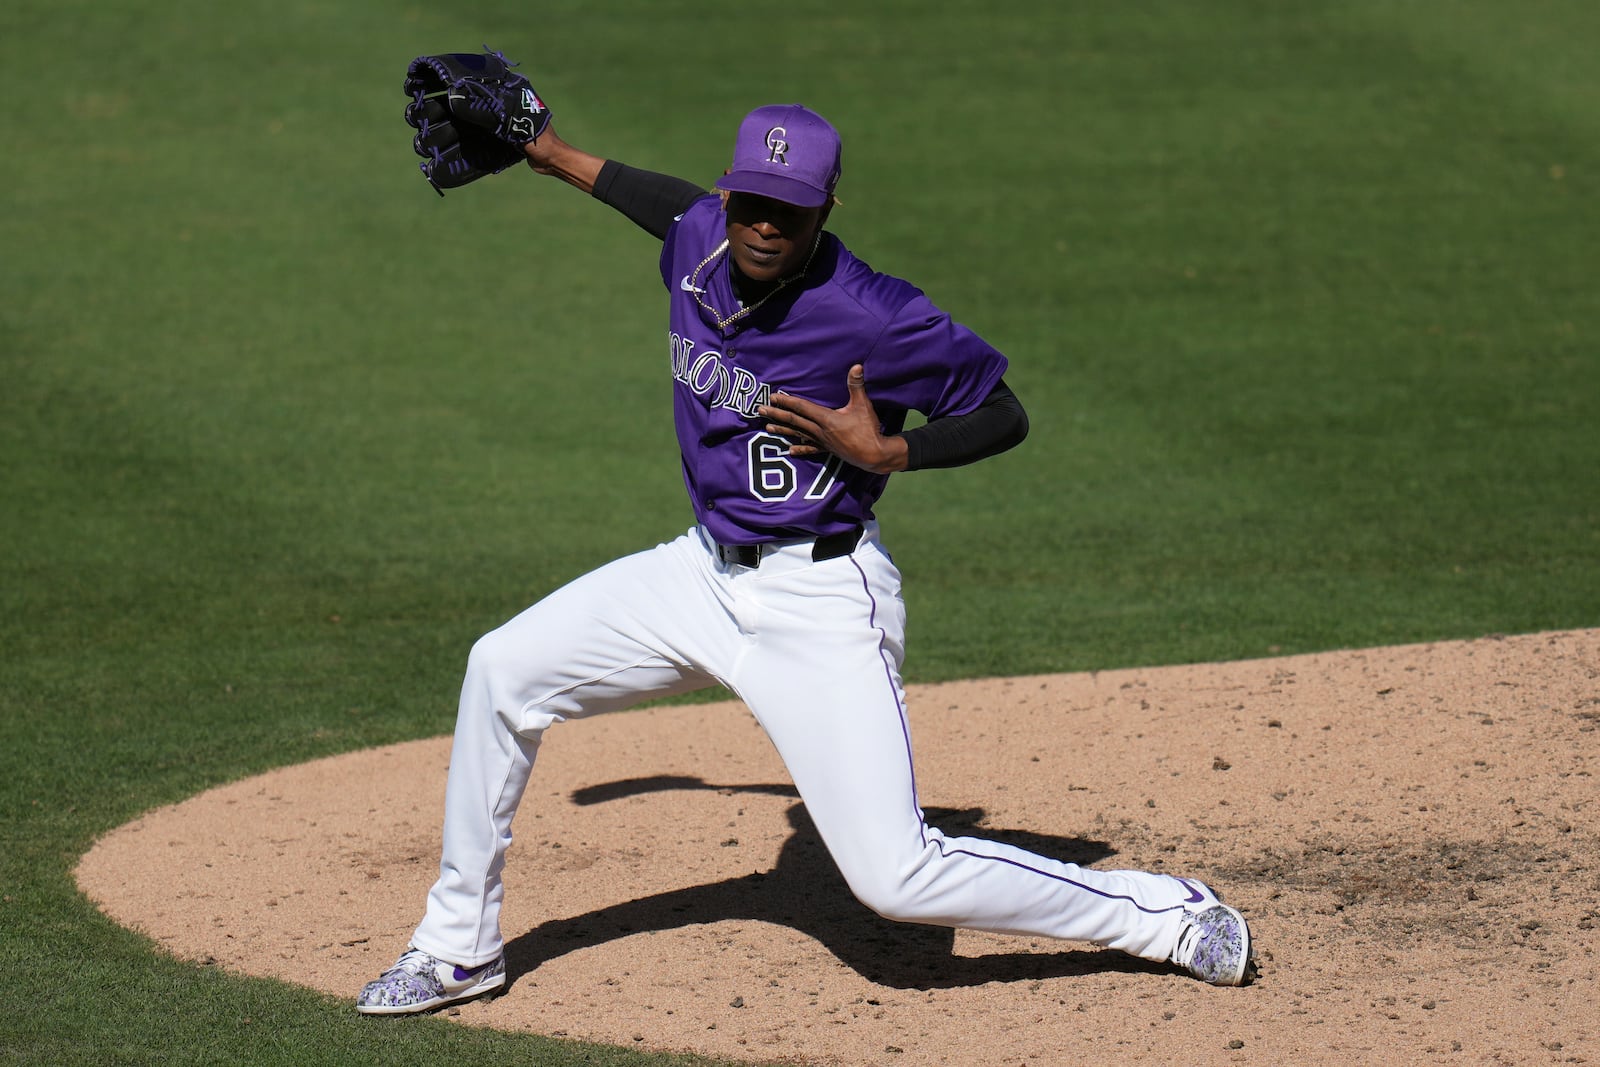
top-left (360, 63), bottom-right (1253, 1014)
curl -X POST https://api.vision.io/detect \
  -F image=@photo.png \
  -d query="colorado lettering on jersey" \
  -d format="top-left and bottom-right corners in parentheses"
top-left (668, 332), bottom-right (771, 417)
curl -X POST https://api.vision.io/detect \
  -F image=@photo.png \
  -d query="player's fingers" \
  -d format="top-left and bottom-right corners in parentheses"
top-left (760, 400), bottom-right (822, 432)
top-left (765, 422), bottom-right (815, 444)
top-left (763, 391), bottom-right (817, 417)
top-left (846, 364), bottom-right (867, 394)
top-left (843, 365), bottom-right (877, 415)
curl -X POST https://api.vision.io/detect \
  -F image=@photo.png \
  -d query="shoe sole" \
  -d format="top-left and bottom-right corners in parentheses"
top-left (355, 970), bottom-right (506, 1015)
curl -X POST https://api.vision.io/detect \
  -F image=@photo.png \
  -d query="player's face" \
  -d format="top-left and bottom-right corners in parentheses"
top-left (723, 192), bottom-right (827, 284)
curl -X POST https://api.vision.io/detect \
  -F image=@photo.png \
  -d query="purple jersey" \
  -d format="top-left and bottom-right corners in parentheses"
top-left (660, 196), bottom-right (1008, 544)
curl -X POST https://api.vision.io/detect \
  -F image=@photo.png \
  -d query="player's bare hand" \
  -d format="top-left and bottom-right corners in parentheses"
top-left (760, 365), bottom-right (909, 475)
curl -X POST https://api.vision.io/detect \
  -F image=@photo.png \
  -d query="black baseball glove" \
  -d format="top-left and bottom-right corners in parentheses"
top-left (404, 49), bottom-right (552, 196)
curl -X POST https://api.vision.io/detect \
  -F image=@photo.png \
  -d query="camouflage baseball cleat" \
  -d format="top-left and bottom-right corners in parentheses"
top-left (1171, 903), bottom-right (1254, 986)
top-left (355, 947), bottom-right (506, 1014)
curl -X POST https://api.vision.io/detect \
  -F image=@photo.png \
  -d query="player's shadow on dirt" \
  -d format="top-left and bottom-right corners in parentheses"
top-left (502, 774), bottom-right (1171, 990)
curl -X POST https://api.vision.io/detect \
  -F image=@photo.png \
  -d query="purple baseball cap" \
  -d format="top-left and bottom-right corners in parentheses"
top-left (714, 104), bottom-right (842, 208)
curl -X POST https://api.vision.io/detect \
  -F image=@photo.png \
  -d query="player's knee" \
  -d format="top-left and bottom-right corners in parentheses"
top-left (463, 629), bottom-right (529, 715)
top-left (839, 866), bottom-right (932, 925)
top-left (462, 627), bottom-right (569, 739)
top-left (465, 626), bottom-right (520, 683)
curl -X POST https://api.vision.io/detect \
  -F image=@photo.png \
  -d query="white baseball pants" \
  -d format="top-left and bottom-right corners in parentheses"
top-left (410, 525), bottom-right (1203, 969)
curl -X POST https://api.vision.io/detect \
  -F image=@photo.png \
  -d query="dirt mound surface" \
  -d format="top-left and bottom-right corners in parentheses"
top-left (77, 630), bottom-right (1599, 1065)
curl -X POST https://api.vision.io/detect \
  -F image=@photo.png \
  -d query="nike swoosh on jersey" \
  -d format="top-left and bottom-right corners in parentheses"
top-left (680, 276), bottom-right (706, 294)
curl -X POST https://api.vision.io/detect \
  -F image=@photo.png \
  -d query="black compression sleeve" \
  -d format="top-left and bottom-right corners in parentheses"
top-left (901, 379), bottom-right (1029, 471)
top-left (591, 160), bottom-right (708, 240)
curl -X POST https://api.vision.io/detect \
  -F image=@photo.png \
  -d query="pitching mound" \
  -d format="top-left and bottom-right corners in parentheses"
top-left (77, 630), bottom-right (1598, 1065)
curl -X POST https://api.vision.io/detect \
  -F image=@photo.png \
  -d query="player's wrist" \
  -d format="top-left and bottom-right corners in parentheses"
top-left (523, 135), bottom-right (604, 194)
top-left (867, 435), bottom-right (910, 475)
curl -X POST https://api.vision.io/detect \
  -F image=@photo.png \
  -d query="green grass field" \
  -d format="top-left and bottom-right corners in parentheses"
top-left (4, 1), bottom-right (1597, 1062)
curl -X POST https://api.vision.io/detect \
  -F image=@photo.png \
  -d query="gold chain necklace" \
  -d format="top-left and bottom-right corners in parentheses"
top-left (686, 233), bottom-right (822, 334)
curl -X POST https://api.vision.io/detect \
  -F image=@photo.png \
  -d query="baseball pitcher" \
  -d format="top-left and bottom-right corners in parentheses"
top-left (359, 51), bottom-right (1254, 1015)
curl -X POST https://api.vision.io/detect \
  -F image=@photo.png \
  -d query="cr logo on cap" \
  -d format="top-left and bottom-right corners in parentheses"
top-left (764, 126), bottom-right (789, 165)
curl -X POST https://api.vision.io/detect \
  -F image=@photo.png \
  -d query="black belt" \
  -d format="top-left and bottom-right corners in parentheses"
top-left (714, 525), bottom-right (863, 569)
